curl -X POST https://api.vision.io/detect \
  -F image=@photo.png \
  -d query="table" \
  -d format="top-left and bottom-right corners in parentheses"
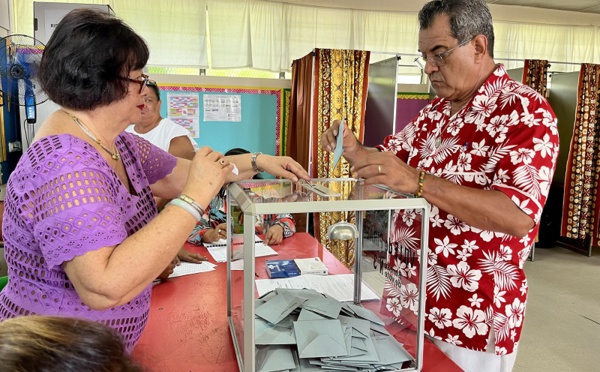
top-left (132, 233), bottom-right (462, 372)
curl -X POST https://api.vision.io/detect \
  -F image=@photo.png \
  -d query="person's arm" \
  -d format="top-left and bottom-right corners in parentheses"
top-left (224, 153), bottom-right (310, 183)
top-left (168, 136), bottom-right (196, 160)
top-left (348, 112), bottom-right (558, 238)
top-left (62, 147), bottom-right (232, 310)
top-left (263, 214), bottom-right (295, 245)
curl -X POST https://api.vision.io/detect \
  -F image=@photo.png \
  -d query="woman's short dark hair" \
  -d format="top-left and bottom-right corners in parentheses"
top-left (418, 0), bottom-right (495, 57)
top-left (0, 315), bottom-right (142, 372)
top-left (40, 8), bottom-right (149, 110)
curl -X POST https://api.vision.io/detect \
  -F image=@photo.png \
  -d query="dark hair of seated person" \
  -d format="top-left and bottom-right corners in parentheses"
top-left (225, 148), bottom-right (263, 180)
top-left (0, 315), bottom-right (142, 372)
top-left (39, 8), bottom-right (149, 110)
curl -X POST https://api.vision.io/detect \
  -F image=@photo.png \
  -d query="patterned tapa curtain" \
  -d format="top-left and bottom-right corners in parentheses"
top-left (561, 63), bottom-right (600, 250)
top-left (312, 48), bottom-right (370, 268)
top-left (522, 59), bottom-right (550, 98)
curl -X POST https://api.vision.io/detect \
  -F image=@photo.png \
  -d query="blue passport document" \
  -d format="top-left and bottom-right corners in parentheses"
top-left (265, 259), bottom-right (300, 278)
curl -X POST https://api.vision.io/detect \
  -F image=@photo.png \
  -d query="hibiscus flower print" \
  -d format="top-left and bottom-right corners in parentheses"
top-left (452, 305), bottom-right (489, 338)
top-left (498, 244), bottom-right (512, 261)
top-left (386, 296), bottom-right (402, 317)
top-left (428, 307), bottom-right (452, 328)
top-left (510, 148), bottom-right (535, 165)
top-left (444, 334), bottom-right (463, 346)
top-left (533, 133), bottom-right (554, 158)
top-left (400, 282), bottom-right (419, 312)
top-left (444, 215), bottom-right (469, 236)
top-left (461, 239), bottom-right (479, 253)
top-left (456, 248), bottom-right (472, 261)
top-left (494, 286), bottom-right (507, 308)
top-left (402, 209), bottom-right (418, 226)
top-left (471, 139), bottom-right (489, 157)
top-left (447, 261), bottom-right (482, 292)
top-left (505, 298), bottom-right (525, 328)
top-left (468, 294), bottom-right (484, 308)
top-left (434, 236), bottom-right (457, 258)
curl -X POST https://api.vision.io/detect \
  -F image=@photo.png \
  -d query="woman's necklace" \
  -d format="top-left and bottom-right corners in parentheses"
top-left (64, 111), bottom-right (121, 161)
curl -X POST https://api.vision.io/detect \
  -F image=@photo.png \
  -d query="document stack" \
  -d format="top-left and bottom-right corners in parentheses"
top-left (294, 257), bottom-right (328, 276)
top-left (254, 288), bottom-right (413, 371)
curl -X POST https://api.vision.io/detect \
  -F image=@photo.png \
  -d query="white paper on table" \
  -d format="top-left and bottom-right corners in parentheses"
top-left (207, 246), bottom-right (227, 263)
top-left (255, 274), bottom-right (380, 302)
top-left (168, 261), bottom-right (217, 278)
top-left (230, 259), bottom-right (245, 271)
top-left (207, 242), bottom-right (278, 263)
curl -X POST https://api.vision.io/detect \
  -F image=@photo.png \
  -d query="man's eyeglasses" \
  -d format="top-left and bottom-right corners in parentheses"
top-left (414, 38), bottom-right (472, 69)
top-left (119, 73), bottom-right (150, 94)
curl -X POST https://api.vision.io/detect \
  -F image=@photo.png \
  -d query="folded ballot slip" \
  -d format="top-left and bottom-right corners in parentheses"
top-left (265, 259), bottom-right (300, 278)
top-left (294, 257), bottom-right (328, 276)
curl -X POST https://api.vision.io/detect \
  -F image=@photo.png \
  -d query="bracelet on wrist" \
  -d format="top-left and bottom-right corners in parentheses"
top-left (167, 199), bottom-right (201, 222)
top-left (251, 152), bottom-right (262, 173)
top-left (177, 194), bottom-right (205, 216)
top-left (416, 170), bottom-right (426, 198)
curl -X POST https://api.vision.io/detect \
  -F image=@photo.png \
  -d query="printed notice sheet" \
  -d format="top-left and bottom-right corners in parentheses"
top-left (203, 94), bottom-right (241, 122)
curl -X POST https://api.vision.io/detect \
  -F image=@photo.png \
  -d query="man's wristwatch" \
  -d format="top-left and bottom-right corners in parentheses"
top-left (251, 152), bottom-right (262, 173)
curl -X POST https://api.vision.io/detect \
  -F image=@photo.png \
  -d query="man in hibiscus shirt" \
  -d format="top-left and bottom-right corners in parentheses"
top-left (321, 0), bottom-right (559, 371)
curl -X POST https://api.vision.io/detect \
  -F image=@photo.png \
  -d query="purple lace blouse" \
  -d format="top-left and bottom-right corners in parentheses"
top-left (0, 131), bottom-right (177, 353)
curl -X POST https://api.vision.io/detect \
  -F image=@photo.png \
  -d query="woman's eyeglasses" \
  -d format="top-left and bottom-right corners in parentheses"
top-left (414, 38), bottom-right (472, 69)
top-left (119, 74), bottom-right (150, 93)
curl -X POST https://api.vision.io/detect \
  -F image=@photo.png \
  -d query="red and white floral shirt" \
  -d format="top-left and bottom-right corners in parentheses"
top-left (378, 65), bottom-right (559, 355)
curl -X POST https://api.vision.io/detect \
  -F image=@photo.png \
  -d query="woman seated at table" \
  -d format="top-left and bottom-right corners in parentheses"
top-left (188, 148), bottom-right (296, 246)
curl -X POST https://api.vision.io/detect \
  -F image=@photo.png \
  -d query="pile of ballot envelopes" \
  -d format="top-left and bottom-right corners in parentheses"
top-left (254, 288), bottom-right (413, 371)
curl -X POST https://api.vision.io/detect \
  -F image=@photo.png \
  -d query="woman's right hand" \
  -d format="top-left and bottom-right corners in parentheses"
top-left (202, 223), bottom-right (228, 243)
top-left (183, 147), bottom-right (233, 209)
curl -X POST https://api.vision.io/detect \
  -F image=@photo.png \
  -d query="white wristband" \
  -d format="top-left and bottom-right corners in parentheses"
top-left (167, 198), bottom-right (201, 222)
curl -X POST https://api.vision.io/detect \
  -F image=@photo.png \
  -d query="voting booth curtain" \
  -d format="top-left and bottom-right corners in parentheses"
top-left (561, 63), bottom-right (600, 250)
top-left (522, 59), bottom-right (550, 98)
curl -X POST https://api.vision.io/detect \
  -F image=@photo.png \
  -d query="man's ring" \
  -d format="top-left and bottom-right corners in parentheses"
top-left (218, 229), bottom-right (221, 233)
top-left (378, 165), bottom-right (382, 174)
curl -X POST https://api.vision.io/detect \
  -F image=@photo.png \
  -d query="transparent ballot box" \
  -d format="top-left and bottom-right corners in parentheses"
top-left (226, 178), bottom-right (429, 372)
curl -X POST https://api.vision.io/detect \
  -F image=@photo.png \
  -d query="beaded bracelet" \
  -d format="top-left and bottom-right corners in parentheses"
top-left (416, 170), bottom-right (426, 198)
top-left (177, 194), bottom-right (205, 216)
top-left (167, 198), bottom-right (201, 222)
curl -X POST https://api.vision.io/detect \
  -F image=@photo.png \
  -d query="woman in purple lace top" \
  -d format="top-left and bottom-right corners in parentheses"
top-left (0, 9), bottom-right (308, 353)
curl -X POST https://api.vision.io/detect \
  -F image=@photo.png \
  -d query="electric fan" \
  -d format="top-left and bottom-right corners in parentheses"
top-left (0, 34), bottom-right (48, 125)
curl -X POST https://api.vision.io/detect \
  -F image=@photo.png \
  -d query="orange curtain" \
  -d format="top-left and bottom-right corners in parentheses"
top-left (287, 52), bottom-right (314, 171)
top-left (312, 48), bottom-right (370, 267)
top-left (561, 63), bottom-right (600, 251)
top-left (522, 59), bottom-right (550, 98)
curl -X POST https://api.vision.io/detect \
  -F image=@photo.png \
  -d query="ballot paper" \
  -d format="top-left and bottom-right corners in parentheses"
top-left (332, 118), bottom-right (345, 169)
top-left (205, 239), bottom-right (278, 263)
top-left (167, 261), bottom-right (216, 278)
top-left (251, 288), bottom-right (413, 371)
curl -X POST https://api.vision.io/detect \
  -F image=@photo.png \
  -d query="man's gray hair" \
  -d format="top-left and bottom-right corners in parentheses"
top-left (418, 0), bottom-right (495, 57)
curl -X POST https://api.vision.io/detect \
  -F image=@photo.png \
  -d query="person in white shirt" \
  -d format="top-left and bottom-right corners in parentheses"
top-left (126, 80), bottom-right (198, 160)
top-left (126, 80), bottom-right (205, 276)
